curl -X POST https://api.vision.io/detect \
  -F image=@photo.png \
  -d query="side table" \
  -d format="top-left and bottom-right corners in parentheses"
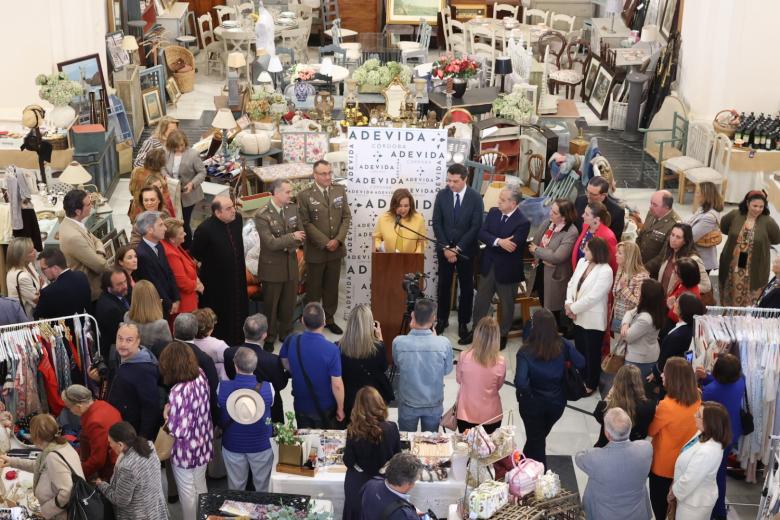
top-left (428, 87), bottom-right (500, 119)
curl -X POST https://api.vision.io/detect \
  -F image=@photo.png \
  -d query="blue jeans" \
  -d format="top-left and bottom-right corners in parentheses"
top-left (625, 360), bottom-right (654, 379)
top-left (397, 404), bottom-right (442, 432)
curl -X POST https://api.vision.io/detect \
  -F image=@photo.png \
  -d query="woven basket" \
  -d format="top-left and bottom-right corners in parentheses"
top-left (164, 45), bottom-right (195, 93)
top-left (713, 109), bottom-right (739, 138)
top-left (174, 70), bottom-right (195, 93)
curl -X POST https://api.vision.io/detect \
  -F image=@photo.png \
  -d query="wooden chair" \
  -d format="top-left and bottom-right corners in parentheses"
top-left (213, 5), bottom-right (234, 24)
top-left (639, 111), bottom-right (688, 189)
top-left (549, 39), bottom-right (590, 99)
top-left (197, 13), bottom-right (224, 75)
top-left (678, 133), bottom-right (730, 203)
top-left (493, 3), bottom-right (519, 20)
top-left (535, 30), bottom-right (567, 71)
top-left (478, 150), bottom-right (509, 192)
top-left (322, 0), bottom-right (358, 39)
top-left (524, 8), bottom-right (549, 25)
top-left (400, 20), bottom-right (432, 64)
top-left (661, 122), bottom-right (714, 198)
top-left (237, 2), bottom-right (254, 15)
top-left (550, 13), bottom-right (576, 33)
top-left (521, 154), bottom-right (545, 197)
top-left (450, 19), bottom-right (468, 55)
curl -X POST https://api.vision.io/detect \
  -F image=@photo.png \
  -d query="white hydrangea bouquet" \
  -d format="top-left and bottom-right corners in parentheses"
top-left (352, 59), bottom-right (411, 93)
top-left (35, 72), bottom-right (83, 106)
top-left (492, 85), bottom-right (536, 125)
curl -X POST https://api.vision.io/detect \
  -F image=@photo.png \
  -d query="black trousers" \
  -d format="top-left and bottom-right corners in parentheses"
top-left (456, 419), bottom-right (501, 434)
top-left (436, 251), bottom-right (475, 327)
top-left (649, 472), bottom-right (673, 520)
top-left (517, 398), bottom-right (564, 469)
top-left (574, 325), bottom-right (604, 390)
top-left (182, 204), bottom-right (194, 250)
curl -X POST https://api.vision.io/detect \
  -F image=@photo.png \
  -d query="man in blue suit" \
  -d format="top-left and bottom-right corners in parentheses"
top-left (432, 164), bottom-right (484, 338)
top-left (133, 211), bottom-right (180, 317)
top-left (461, 186), bottom-right (530, 349)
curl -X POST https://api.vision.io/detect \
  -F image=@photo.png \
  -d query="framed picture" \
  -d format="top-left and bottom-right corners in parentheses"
top-left (105, 31), bottom-right (130, 72)
top-left (142, 88), bottom-right (163, 125)
top-left (165, 78), bottom-right (181, 105)
top-left (581, 56), bottom-right (600, 101)
top-left (660, 0), bottom-right (677, 40)
top-left (103, 236), bottom-right (117, 265)
top-left (57, 53), bottom-right (107, 101)
top-left (116, 229), bottom-right (129, 249)
top-left (645, 0), bottom-right (665, 27)
top-left (386, 0), bottom-right (445, 25)
top-left (587, 66), bottom-right (617, 119)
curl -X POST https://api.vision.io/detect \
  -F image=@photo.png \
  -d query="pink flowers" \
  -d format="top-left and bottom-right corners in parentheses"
top-left (432, 54), bottom-right (479, 80)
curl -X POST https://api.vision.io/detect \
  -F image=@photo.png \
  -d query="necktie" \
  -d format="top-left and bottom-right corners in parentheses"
top-left (501, 215), bottom-right (508, 225)
top-left (119, 296), bottom-right (129, 309)
top-left (323, 187), bottom-right (330, 205)
top-left (454, 193), bottom-right (461, 220)
top-left (279, 206), bottom-right (285, 223)
top-left (155, 243), bottom-right (163, 257)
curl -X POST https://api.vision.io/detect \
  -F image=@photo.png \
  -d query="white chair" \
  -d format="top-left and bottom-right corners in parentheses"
top-left (280, 26), bottom-right (311, 65)
top-left (524, 8), bottom-right (549, 25)
top-left (677, 131), bottom-right (730, 203)
top-left (328, 19), bottom-right (362, 64)
top-left (471, 40), bottom-right (496, 86)
top-left (324, 150), bottom-right (348, 179)
top-left (440, 6), bottom-right (453, 52)
top-left (662, 122), bottom-right (714, 183)
top-left (549, 13), bottom-right (575, 33)
top-left (493, 3), bottom-right (519, 20)
top-left (237, 2), bottom-right (254, 15)
top-left (221, 31), bottom-right (253, 75)
top-left (323, 11), bottom-right (357, 39)
top-left (214, 5), bottom-right (235, 24)
top-left (450, 19), bottom-right (468, 55)
top-left (400, 20), bottom-right (432, 64)
top-left (197, 13), bottom-right (224, 75)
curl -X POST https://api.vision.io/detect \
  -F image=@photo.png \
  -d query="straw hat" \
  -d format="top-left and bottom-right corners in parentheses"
top-left (226, 388), bottom-right (266, 425)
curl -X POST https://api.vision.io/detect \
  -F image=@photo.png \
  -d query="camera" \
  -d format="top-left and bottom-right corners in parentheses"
top-left (90, 352), bottom-right (109, 381)
top-left (402, 272), bottom-right (425, 309)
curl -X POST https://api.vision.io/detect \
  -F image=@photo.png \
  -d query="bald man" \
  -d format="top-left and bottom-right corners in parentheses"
top-left (191, 196), bottom-right (249, 345)
top-left (631, 190), bottom-right (681, 277)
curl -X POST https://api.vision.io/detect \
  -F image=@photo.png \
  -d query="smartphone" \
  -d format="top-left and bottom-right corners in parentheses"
top-left (685, 351), bottom-right (694, 363)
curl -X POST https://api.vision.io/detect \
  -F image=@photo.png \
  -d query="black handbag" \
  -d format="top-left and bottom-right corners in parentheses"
top-left (52, 451), bottom-right (108, 520)
top-left (740, 385), bottom-right (755, 435)
top-left (562, 342), bottom-right (585, 401)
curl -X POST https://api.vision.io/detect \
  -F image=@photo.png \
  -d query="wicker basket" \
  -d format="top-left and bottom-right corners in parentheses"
top-left (713, 109), bottom-right (739, 138)
top-left (174, 71), bottom-right (195, 93)
top-left (164, 45), bottom-right (196, 93)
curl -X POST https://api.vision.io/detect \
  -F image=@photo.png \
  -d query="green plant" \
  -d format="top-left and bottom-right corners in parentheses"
top-left (352, 59), bottom-right (411, 88)
top-left (35, 72), bottom-right (83, 106)
top-left (492, 87), bottom-right (535, 124)
top-left (267, 411), bottom-right (302, 446)
top-left (246, 89), bottom-right (286, 120)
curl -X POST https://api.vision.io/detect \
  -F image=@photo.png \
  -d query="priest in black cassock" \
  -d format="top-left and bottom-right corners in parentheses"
top-left (191, 195), bottom-right (248, 345)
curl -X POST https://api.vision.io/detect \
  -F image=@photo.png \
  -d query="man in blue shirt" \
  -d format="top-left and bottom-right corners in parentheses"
top-left (361, 453), bottom-right (423, 520)
top-left (218, 347), bottom-right (274, 491)
top-left (392, 298), bottom-right (454, 432)
top-left (280, 302), bottom-right (344, 427)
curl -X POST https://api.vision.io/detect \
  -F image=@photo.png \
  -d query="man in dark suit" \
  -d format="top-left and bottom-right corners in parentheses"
top-left (133, 211), bottom-right (180, 317)
top-left (463, 186), bottom-right (530, 349)
top-left (34, 248), bottom-right (91, 320)
top-left (432, 164), bottom-right (484, 338)
top-left (224, 314), bottom-right (289, 424)
top-left (575, 176), bottom-right (625, 241)
top-left (94, 267), bottom-right (131, 358)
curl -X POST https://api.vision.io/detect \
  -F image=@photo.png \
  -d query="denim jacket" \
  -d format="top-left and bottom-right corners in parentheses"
top-left (392, 329), bottom-right (454, 408)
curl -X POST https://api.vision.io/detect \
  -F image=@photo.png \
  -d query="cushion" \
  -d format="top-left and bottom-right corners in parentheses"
top-left (171, 58), bottom-right (187, 71)
top-left (663, 155), bottom-right (704, 173)
top-left (397, 41), bottom-right (421, 51)
top-left (684, 167), bottom-right (725, 184)
top-left (549, 69), bottom-right (583, 84)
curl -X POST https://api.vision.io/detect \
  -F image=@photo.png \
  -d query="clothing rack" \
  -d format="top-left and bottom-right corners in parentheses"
top-left (0, 313), bottom-right (101, 353)
top-left (704, 305), bottom-right (780, 317)
top-left (758, 436), bottom-right (780, 519)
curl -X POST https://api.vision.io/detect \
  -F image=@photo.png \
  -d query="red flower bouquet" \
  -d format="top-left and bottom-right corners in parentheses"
top-left (431, 54), bottom-right (479, 80)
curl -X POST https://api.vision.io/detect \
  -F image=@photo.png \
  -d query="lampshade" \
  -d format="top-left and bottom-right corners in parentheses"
top-left (121, 35), bottom-right (138, 51)
top-left (59, 161), bottom-right (92, 185)
top-left (257, 71), bottom-right (273, 83)
top-left (267, 55), bottom-right (283, 73)
top-left (641, 25), bottom-right (658, 42)
top-left (320, 57), bottom-right (333, 76)
top-left (227, 52), bottom-right (247, 68)
top-left (494, 56), bottom-right (513, 75)
top-left (605, 0), bottom-right (621, 14)
top-left (212, 108), bottom-right (237, 130)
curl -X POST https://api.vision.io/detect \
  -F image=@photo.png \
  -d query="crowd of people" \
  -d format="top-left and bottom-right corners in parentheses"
top-left (0, 142), bottom-right (777, 520)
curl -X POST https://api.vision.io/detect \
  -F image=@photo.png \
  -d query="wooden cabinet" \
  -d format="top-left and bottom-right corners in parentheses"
top-left (157, 2), bottom-right (190, 42)
top-left (340, 0), bottom-right (381, 34)
top-left (113, 66), bottom-right (144, 142)
top-left (472, 118), bottom-right (523, 180)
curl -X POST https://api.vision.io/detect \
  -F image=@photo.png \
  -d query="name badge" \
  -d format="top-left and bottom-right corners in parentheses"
top-left (333, 195), bottom-right (344, 208)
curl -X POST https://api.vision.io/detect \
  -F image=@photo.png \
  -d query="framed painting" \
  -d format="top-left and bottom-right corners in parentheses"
top-left (57, 53), bottom-right (108, 101)
top-left (581, 55), bottom-right (600, 101)
top-left (645, 0), bottom-right (665, 28)
top-left (165, 77), bottom-right (181, 105)
top-left (386, 0), bottom-right (444, 25)
top-left (142, 88), bottom-right (163, 125)
top-left (587, 66), bottom-right (617, 119)
top-left (660, 0), bottom-right (677, 40)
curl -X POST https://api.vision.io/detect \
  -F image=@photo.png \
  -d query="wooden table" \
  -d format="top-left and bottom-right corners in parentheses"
top-left (253, 162), bottom-right (313, 192)
top-left (466, 19), bottom-right (550, 45)
top-left (428, 87), bottom-right (500, 119)
top-left (724, 148), bottom-right (780, 203)
top-left (590, 17), bottom-right (632, 51)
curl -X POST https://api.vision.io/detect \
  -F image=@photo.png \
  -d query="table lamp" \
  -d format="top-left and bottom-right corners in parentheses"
top-left (212, 108), bottom-right (237, 159)
top-left (121, 35), bottom-right (139, 65)
top-left (606, 0), bottom-right (622, 33)
top-left (494, 56), bottom-right (513, 93)
top-left (227, 52), bottom-right (247, 106)
top-left (267, 55), bottom-right (283, 93)
top-left (59, 161), bottom-right (92, 187)
top-left (257, 71), bottom-right (273, 92)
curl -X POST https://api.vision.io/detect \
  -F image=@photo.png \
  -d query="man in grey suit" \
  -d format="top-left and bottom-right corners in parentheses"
top-left (575, 407), bottom-right (653, 520)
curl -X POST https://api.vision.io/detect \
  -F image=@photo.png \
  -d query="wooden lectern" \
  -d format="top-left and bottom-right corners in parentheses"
top-left (371, 252), bottom-right (424, 364)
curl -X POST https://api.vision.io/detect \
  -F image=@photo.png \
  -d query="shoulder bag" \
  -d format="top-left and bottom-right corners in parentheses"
top-left (358, 346), bottom-right (395, 403)
top-left (439, 391), bottom-right (459, 431)
top-left (696, 229), bottom-right (723, 248)
top-left (295, 335), bottom-right (336, 428)
top-left (601, 338), bottom-right (626, 374)
top-left (562, 340), bottom-right (585, 401)
top-left (154, 420), bottom-right (174, 461)
top-left (741, 385), bottom-right (755, 435)
top-left (52, 450), bottom-right (106, 520)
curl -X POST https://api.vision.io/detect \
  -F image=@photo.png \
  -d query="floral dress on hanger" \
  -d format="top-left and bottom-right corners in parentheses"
top-left (723, 223), bottom-right (762, 307)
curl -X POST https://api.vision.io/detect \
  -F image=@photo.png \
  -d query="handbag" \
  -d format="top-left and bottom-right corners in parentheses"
top-left (154, 421), bottom-right (174, 461)
top-left (52, 451), bottom-right (106, 520)
top-left (695, 228), bottom-right (722, 248)
top-left (741, 385), bottom-right (755, 435)
top-left (665, 497), bottom-right (677, 520)
top-left (601, 338), bottom-right (627, 374)
top-left (506, 452), bottom-right (545, 498)
top-left (357, 353), bottom-right (395, 403)
top-left (440, 392), bottom-right (459, 431)
top-left (466, 425), bottom-right (497, 458)
top-left (562, 341), bottom-right (585, 401)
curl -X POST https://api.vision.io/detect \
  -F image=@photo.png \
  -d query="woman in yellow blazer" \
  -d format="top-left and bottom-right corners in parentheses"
top-left (373, 188), bottom-right (426, 254)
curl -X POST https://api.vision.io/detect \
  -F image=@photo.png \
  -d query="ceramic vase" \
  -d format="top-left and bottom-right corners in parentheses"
top-left (49, 104), bottom-right (76, 129)
top-left (452, 78), bottom-right (467, 98)
top-left (294, 81), bottom-right (315, 102)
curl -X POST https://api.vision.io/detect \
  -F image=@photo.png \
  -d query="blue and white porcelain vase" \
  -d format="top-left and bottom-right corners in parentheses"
top-left (294, 81), bottom-right (315, 102)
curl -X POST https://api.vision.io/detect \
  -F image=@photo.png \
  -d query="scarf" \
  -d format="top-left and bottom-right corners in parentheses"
top-left (33, 442), bottom-right (62, 489)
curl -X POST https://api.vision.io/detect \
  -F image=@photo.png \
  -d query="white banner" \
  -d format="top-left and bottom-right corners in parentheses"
top-left (343, 127), bottom-right (448, 319)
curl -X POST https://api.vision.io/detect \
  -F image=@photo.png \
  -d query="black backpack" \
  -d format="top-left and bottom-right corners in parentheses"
top-left (52, 450), bottom-right (106, 520)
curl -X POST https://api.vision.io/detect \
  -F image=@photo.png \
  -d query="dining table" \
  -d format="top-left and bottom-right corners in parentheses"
top-left (466, 18), bottom-right (551, 45)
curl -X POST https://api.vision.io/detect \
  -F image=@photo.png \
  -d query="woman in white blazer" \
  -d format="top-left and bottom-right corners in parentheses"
top-left (670, 401), bottom-right (731, 520)
top-left (565, 236), bottom-right (614, 395)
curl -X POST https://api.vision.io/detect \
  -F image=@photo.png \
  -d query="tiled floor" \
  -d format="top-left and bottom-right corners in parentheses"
top-left (113, 50), bottom-right (765, 519)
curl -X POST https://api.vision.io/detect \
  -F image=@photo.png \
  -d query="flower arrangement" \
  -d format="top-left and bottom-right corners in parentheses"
top-left (268, 411), bottom-right (302, 446)
top-left (246, 89), bottom-right (286, 121)
top-left (352, 59), bottom-right (412, 90)
top-left (291, 64), bottom-right (316, 82)
top-left (492, 87), bottom-right (536, 124)
top-left (431, 54), bottom-right (479, 80)
top-left (35, 72), bottom-right (83, 107)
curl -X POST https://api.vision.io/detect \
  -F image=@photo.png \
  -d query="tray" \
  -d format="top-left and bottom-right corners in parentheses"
top-left (196, 490), bottom-right (310, 519)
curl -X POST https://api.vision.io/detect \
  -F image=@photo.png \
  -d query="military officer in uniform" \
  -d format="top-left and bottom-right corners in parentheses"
top-left (630, 190), bottom-right (682, 277)
top-left (255, 179), bottom-right (305, 352)
top-left (297, 160), bottom-right (351, 334)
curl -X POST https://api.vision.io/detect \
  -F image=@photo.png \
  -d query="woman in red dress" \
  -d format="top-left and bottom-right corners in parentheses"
top-left (161, 218), bottom-right (203, 315)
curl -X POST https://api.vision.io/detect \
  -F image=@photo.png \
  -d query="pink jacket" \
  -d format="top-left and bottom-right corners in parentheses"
top-left (455, 350), bottom-right (505, 425)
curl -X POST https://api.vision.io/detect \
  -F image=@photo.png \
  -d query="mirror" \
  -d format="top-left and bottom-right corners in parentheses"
top-left (382, 78), bottom-right (410, 119)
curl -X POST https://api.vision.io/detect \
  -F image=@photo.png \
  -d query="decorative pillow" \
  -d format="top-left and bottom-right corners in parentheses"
top-left (171, 58), bottom-right (187, 72)
top-left (549, 69), bottom-right (583, 84)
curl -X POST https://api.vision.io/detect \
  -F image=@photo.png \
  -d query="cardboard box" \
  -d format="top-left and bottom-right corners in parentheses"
top-left (117, 141), bottom-right (133, 174)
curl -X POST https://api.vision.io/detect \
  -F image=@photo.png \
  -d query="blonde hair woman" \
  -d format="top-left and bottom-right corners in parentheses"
top-left (133, 115), bottom-right (179, 168)
top-left (339, 304), bottom-right (391, 423)
top-left (685, 182), bottom-right (724, 272)
top-left (593, 364), bottom-right (656, 447)
top-left (611, 241), bottom-right (649, 334)
top-left (5, 237), bottom-right (45, 316)
top-left (455, 317), bottom-right (506, 433)
top-left (123, 280), bottom-right (172, 357)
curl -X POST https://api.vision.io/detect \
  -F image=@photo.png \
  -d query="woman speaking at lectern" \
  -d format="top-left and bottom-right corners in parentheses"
top-left (373, 188), bottom-right (427, 254)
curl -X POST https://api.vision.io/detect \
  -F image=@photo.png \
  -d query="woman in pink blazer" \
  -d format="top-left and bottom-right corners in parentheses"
top-left (572, 201), bottom-right (618, 272)
top-left (455, 317), bottom-right (506, 434)
top-left (161, 218), bottom-right (203, 314)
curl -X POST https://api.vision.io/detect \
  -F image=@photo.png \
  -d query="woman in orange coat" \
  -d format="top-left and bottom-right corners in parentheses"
top-left (161, 218), bottom-right (203, 314)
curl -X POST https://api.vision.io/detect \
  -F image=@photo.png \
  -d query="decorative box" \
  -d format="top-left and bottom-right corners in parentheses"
top-left (468, 480), bottom-right (509, 519)
top-left (71, 124), bottom-right (107, 154)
